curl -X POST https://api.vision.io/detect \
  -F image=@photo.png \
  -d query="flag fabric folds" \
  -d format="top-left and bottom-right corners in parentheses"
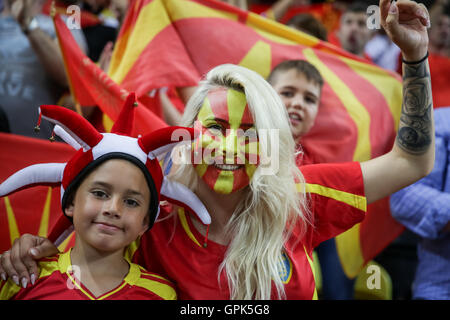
top-left (108, 0), bottom-right (201, 97)
top-left (52, 13), bottom-right (167, 136)
top-left (109, 0), bottom-right (404, 278)
top-left (0, 133), bottom-right (76, 253)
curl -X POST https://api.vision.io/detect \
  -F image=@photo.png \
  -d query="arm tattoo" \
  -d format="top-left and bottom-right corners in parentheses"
top-left (396, 60), bottom-right (433, 155)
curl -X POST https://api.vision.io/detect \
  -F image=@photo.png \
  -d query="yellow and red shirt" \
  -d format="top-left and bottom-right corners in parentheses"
top-left (132, 161), bottom-right (367, 299)
top-left (0, 250), bottom-right (176, 300)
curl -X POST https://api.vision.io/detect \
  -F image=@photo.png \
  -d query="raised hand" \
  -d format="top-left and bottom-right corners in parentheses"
top-left (380, 0), bottom-right (430, 61)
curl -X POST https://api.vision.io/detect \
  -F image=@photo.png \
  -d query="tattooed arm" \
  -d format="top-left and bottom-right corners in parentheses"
top-left (360, 0), bottom-right (435, 204)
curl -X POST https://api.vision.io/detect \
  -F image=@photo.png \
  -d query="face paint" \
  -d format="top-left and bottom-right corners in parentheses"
top-left (193, 88), bottom-right (259, 194)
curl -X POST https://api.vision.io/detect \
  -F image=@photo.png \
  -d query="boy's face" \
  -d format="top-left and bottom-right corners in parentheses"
top-left (65, 159), bottom-right (150, 253)
top-left (193, 88), bottom-right (259, 195)
top-left (271, 69), bottom-right (321, 140)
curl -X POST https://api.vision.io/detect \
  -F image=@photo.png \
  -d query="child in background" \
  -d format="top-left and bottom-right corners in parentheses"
top-left (268, 60), bottom-right (357, 299)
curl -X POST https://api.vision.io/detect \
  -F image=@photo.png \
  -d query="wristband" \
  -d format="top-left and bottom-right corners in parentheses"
top-left (402, 51), bottom-right (429, 65)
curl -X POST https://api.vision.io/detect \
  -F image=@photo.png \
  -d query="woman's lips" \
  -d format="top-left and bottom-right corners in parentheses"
top-left (213, 163), bottom-right (243, 171)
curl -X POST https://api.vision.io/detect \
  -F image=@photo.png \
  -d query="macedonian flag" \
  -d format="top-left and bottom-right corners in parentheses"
top-left (108, 0), bottom-right (404, 278)
top-left (0, 133), bottom-right (76, 253)
top-left (52, 13), bottom-right (167, 136)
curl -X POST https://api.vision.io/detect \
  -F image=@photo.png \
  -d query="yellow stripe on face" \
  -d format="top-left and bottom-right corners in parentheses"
top-left (194, 163), bottom-right (208, 178)
top-left (198, 94), bottom-right (215, 124)
top-left (227, 89), bottom-right (249, 130)
top-left (303, 48), bottom-right (372, 162)
top-left (213, 170), bottom-right (234, 194)
top-left (245, 164), bottom-right (257, 180)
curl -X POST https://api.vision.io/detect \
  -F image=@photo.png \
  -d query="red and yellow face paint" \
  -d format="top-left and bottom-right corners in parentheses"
top-left (192, 88), bottom-right (259, 194)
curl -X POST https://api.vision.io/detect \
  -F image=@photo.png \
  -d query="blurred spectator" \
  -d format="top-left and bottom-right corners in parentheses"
top-left (390, 107), bottom-right (450, 300)
top-left (79, 0), bottom-right (121, 63)
top-left (394, 1), bottom-right (450, 108)
top-left (287, 12), bottom-right (328, 41)
top-left (335, 1), bottom-right (374, 60)
top-left (425, 0), bottom-right (450, 108)
top-left (0, 0), bottom-right (86, 139)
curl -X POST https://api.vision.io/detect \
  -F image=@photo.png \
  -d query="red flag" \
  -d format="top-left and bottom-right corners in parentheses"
top-left (109, 0), bottom-right (405, 277)
top-left (108, 0), bottom-right (201, 97)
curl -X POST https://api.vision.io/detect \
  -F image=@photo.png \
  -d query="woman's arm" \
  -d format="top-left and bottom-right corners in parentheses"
top-left (0, 235), bottom-right (58, 287)
top-left (361, 0), bottom-right (435, 204)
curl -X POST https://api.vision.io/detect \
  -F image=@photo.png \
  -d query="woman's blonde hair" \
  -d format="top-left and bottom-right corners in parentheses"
top-left (169, 64), bottom-right (311, 299)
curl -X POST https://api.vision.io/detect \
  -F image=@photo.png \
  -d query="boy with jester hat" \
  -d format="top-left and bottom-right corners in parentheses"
top-left (0, 93), bottom-right (210, 299)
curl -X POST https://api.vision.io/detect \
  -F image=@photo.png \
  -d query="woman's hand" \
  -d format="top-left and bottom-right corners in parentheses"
top-left (380, 0), bottom-right (430, 61)
top-left (0, 234), bottom-right (58, 288)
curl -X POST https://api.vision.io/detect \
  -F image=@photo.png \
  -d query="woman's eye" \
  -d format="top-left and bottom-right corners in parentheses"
top-left (245, 129), bottom-right (258, 140)
top-left (207, 124), bottom-right (223, 133)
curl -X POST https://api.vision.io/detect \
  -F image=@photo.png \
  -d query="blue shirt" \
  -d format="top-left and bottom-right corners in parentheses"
top-left (390, 107), bottom-right (450, 300)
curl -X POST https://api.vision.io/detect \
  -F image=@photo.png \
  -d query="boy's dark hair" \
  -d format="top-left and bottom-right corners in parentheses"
top-left (287, 13), bottom-right (328, 41)
top-left (267, 60), bottom-right (324, 91)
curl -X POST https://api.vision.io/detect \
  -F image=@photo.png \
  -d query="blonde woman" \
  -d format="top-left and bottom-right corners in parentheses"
top-left (0, 0), bottom-right (435, 300)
